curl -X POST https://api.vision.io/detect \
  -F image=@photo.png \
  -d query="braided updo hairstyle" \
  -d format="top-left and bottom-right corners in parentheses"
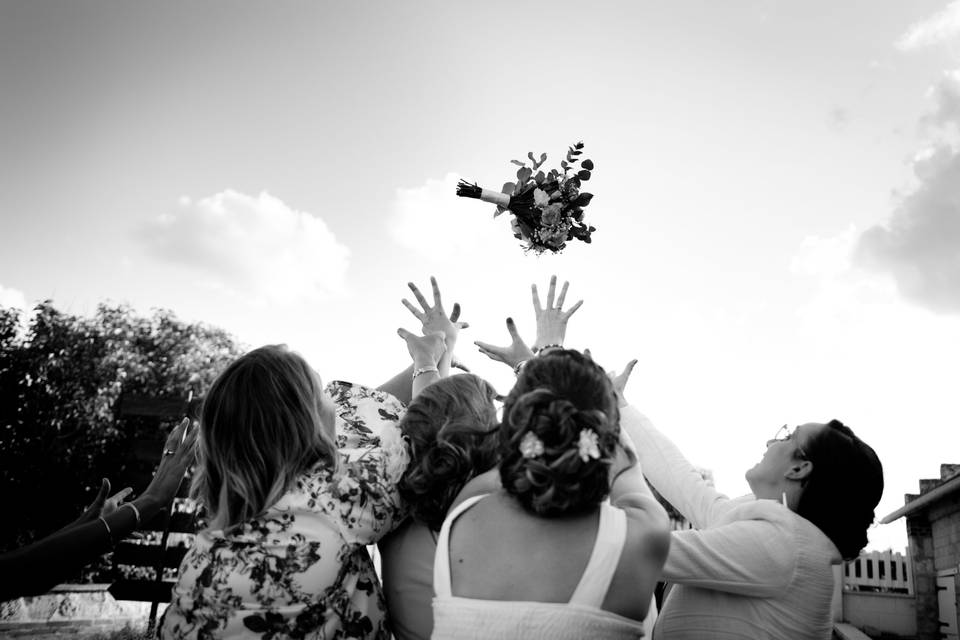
top-left (499, 349), bottom-right (620, 517)
top-left (398, 374), bottom-right (500, 531)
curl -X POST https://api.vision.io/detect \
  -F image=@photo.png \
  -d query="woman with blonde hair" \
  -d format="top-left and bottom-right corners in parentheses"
top-left (160, 344), bottom-right (410, 639)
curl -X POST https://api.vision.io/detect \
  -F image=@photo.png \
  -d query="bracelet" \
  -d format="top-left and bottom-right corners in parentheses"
top-left (98, 516), bottom-right (114, 545)
top-left (412, 365), bottom-right (439, 380)
top-left (533, 344), bottom-right (562, 354)
top-left (513, 360), bottom-right (528, 376)
top-left (121, 502), bottom-right (142, 528)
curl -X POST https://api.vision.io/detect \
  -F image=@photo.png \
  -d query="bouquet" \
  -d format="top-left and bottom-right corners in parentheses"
top-left (456, 141), bottom-right (596, 254)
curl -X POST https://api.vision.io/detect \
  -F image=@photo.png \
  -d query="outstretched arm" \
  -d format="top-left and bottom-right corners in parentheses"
top-left (402, 276), bottom-right (468, 379)
top-left (0, 420), bottom-right (197, 600)
top-left (397, 329), bottom-right (446, 399)
top-left (378, 276), bottom-right (467, 403)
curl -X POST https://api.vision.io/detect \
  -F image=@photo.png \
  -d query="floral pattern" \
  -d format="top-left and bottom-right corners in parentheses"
top-left (159, 381), bottom-right (408, 640)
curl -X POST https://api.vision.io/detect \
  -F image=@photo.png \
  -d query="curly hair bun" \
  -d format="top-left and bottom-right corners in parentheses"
top-left (401, 440), bottom-right (474, 531)
top-left (397, 374), bottom-right (500, 531)
top-left (499, 387), bottom-right (618, 517)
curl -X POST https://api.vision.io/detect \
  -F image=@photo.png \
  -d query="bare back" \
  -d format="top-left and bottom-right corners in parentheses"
top-left (448, 491), bottom-right (668, 621)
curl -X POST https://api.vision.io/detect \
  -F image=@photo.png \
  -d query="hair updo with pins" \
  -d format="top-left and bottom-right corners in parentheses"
top-left (498, 349), bottom-right (620, 517)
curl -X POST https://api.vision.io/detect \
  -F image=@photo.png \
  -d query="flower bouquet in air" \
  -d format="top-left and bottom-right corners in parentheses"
top-left (456, 141), bottom-right (596, 254)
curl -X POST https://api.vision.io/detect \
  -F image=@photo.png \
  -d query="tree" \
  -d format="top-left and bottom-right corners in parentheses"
top-left (0, 301), bottom-right (244, 556)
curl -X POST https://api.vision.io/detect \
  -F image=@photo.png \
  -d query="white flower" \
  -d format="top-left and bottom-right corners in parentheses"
top-left (379, 426), bottom-right (411, 483)
top-left (520, 431), bottom-right (545, 459)
top-left (577, 429), bottom-right (601, 463)
top-left (533, 188), bottom-right (550, 207)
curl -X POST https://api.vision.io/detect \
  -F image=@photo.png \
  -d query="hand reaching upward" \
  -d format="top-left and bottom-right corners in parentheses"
top-left (531, 275), bottom-right (582, 352)
top-left (402, 276), bottom-right (467, 377)
top-left (475, 317), bottom-right (536, 371)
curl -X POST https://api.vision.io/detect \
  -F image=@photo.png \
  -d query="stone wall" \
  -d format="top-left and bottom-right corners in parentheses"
top-left (842, 591), bottom-right (916, 638)
top-left (930, 490), bottom-right (960, 572)
top-left (0, 584), bottom-right (161, 638)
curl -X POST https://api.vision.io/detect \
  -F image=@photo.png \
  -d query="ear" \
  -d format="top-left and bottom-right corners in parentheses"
top-left (784, 459), bottom-right (813, 483)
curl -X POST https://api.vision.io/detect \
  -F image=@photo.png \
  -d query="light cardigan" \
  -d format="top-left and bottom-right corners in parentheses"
top-left (619, 406), bottom-right (841, 640)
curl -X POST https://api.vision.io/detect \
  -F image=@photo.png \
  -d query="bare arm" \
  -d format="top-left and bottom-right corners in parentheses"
top-left (376, 364), bottom-right (415, 405)
top-left (0, 420), bottom-right (196, 600)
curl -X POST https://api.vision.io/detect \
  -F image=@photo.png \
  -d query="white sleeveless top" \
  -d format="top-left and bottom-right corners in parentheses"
top-left (431, 495), bottom-right (646, 640)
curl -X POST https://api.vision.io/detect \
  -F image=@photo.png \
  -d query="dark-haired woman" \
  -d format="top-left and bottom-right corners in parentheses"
top-left (381, 276), bottom-right (578, 640)
top-left (619, 404), bottom-right (884, 638)
top-left (430, 349), bottom-right (671, 639)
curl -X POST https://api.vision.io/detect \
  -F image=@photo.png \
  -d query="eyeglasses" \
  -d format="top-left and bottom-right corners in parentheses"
top-left (770, 424), bottom-right (808, 459)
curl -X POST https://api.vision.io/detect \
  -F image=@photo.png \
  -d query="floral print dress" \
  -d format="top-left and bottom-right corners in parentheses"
top-left (159, 381), bottom-right (408, 640)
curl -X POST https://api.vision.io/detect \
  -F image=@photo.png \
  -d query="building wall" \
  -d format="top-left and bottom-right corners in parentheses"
top-left (842, 592), bottom-right (916, 638)
top-left (931, 491), bottom-right (960, 572)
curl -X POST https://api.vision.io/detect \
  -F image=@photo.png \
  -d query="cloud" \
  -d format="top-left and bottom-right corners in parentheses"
top-left (896, 1), bottom-right (960, 51)
top-left (792, 225), bottom-right (859, 278)
top-left (922, 69), bottom-right (960, 131)
top-left (142, 190), bottom-right (350, 303)
top-left (388, 173), bottom-right (518, 261)
top-left (0, 284), bottom-right (27, 310)
top-left (854, 144), bottom-right (960, 313)
top-left (826, 106), bottom-right (851, 131)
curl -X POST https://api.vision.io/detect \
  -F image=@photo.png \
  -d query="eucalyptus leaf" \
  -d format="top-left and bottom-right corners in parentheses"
top-left (577, 170), bottom-right (591, 180)
top-left (576, 192), bottom-right (594, 206)
top-left (581, 159), bottom-right (594, 170)
top-left (511, 160), bottom-right (525, 166)
top-left (575, 141), bottom-right (584, 149)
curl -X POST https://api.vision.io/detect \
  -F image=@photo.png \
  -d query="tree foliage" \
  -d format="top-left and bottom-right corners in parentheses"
top-left (0, 301), bottom-right (244, 554)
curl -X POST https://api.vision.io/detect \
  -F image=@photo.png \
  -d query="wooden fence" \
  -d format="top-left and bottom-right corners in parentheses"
top-left (843, 549), bottom-right (913, 594)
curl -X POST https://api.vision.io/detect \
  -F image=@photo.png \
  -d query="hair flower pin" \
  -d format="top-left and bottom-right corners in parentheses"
top-left (577, 429), bottom-right (601, 463)
top-left (520, 431), bottom-right (545, 459)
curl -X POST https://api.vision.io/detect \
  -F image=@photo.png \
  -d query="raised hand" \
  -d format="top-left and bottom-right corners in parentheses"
top-left (531, 275), bottom-right (583, 352)
top-left (141, 418), bottom-right (198, 508)
top-left (608, 359), bottom-right (638, 408)
top-left (65, 479), bottom-right (133, 531)
top-left (397, 329), bottom-right (446, 397)
top-left (402, 276), bottom-right (467, 376)
top-left (475, 317), bottom-right (536, 371)
top-left (397, 329), bottom-right (447, 368)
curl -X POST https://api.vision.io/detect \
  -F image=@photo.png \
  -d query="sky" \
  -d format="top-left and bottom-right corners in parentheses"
top-left (2, 0), bottom-right (959, 553)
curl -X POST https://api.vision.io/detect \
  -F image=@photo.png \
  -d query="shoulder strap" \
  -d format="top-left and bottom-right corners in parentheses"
top-left (568, 503), bottom-right (628, 607)
top-left (433, 494), bottom-right (487, 598)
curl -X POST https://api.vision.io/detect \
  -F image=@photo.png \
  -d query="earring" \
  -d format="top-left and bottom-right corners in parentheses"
top-left (781, 491), bottom-right (788, 508)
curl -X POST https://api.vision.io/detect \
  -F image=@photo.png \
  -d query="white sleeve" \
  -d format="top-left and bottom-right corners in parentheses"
top-left (663, 513), bottom-right (796, 597)
top-left (619, 405), bottom-right (730, 529)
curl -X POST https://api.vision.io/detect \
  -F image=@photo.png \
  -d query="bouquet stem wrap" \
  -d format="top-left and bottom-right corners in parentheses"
top-left (456, 182), bottom-right (511, 208)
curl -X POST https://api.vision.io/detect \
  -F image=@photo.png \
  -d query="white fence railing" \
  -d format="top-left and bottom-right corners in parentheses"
top-left (843, 549), bottom-right (913, 595)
